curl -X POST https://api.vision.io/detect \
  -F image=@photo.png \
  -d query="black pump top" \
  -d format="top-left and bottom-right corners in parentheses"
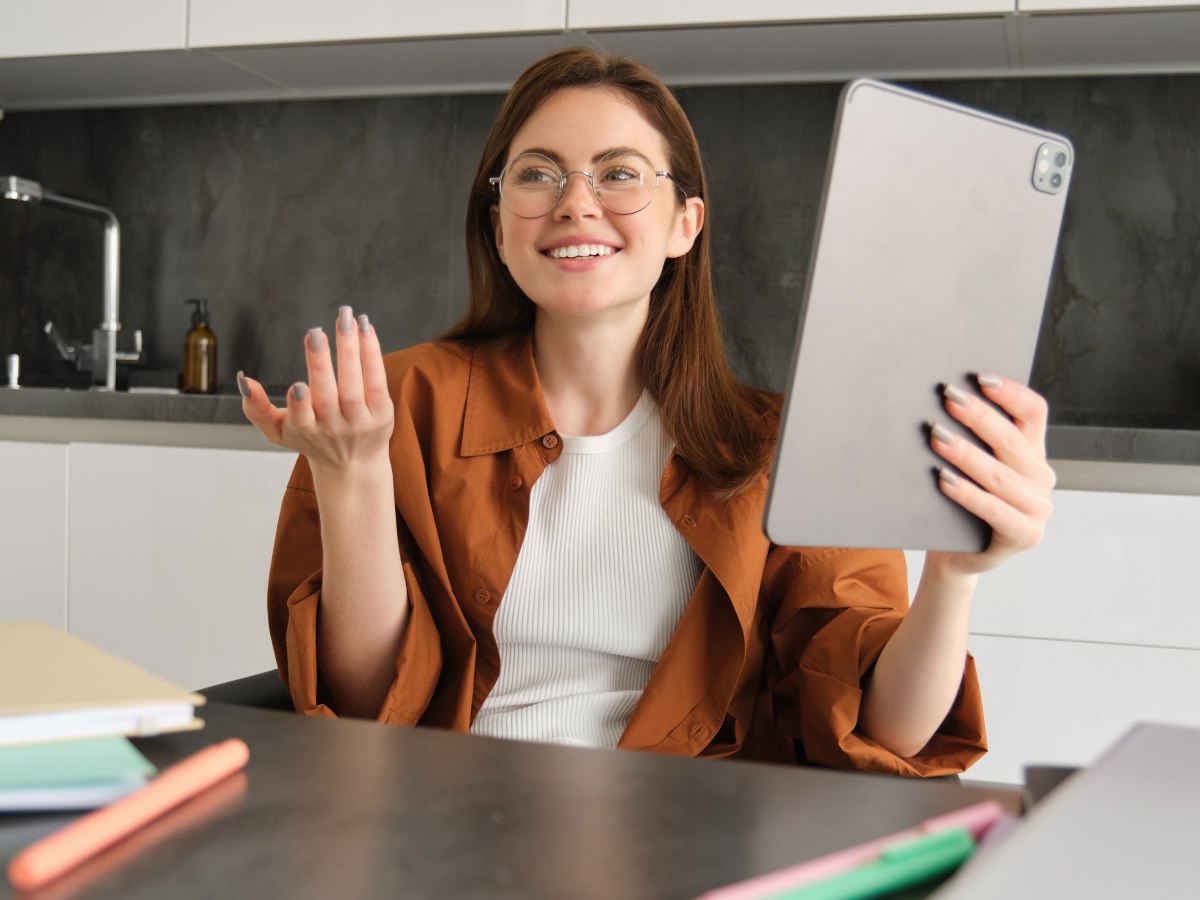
top-left (186, 298), bottom-right (210, 327)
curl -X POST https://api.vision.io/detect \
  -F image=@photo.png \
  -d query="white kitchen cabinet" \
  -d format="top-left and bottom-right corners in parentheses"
top-left (964, 635), bottom-right (1200, 784)
top-left (5, 0), bottom-right (1200, 109)
top-left (568, 1), bottom-right (1013, 30)
top-left (0, 0), bottom-right (186, 59)
top-left (1014, 7), bottom-right (1200, 73)
top-left (905, 487), bottom-right (1200, 783)
top-left (0, 439), bottom-right (68, 628)
top-left (187, 32), bottom-right (576, 101)
top-left (1019, 1), bottom-right (1200, 10)
top-left (968, 490), bottom-right (1200, 649)
top-left (575, 17), bottom-right (1015, 86)
top-left (567, 1), bottom-right (1017, 85)
top-left (67, 442), bottom-right (295, 691)
top-left (188, 0), bottom-right (566, 48)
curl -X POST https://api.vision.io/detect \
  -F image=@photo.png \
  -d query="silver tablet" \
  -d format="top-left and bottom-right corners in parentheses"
top-left (763, 79), bottom-right (1073, 552)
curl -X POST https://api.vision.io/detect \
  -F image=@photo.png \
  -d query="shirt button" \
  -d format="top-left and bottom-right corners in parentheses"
top-left (690, 722), bottom-right (711, 742)
top-left (474, 588), bottom-right (491, 605)
top-left (510, 475), bottom-right (523, 490)
top-left (542, 433), bottom-right (559, 449)
top-left (683, 515), bottom-right (697, 527)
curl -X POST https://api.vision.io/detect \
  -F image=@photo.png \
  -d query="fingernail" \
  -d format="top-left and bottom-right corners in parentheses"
top-left (357, 313), bottom-right (371, 336)
top-left (237, 370), bottom-right (250, 399)
top-left (338, 306), bottom-right (354, 335)
top-left (307, 328), bottom-right (326, 353)
top-left (943, 383), bottom-right (971, 407)
top-left (290, 382), bottom-right (309, 401)
top-left (930, 422), bottom-right (957, 445)
top-left (977, 373), bottom-right (1004, 389)
top-left (938, 466), bottom-right (960, 487)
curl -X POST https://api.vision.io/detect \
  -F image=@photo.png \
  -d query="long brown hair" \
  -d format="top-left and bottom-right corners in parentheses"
top-left (443, 46), bottom-right (777, 498)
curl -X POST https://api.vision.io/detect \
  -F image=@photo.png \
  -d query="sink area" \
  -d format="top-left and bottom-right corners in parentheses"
top-left (0, 380), bottom-right (251, 428)
top-left (5, 366), bottom-right (188, 393)
top-left (10, 371), bottom-right (96, 391)
top-left (0, 370), bottom-right (286, 430)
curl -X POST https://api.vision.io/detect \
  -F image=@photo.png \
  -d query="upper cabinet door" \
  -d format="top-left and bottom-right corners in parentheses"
top-left (1019, 1), bottom-right (1200, 9)
top-left (1015, 4), bottom-right (1200, 73)
top-left (189, 0), bottom-right (567, 48)
top-left (568, 1), bottom-right (1014, 30)
top-left (0, 0), bottom-right (186, 58)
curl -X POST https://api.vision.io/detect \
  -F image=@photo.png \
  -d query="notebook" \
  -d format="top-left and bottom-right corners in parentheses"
top-left (932, 722), bottom-right (1200, 897)
top-left (0, 623), bottom-right (205, 747)
top-left (0, 735), bottom-right (156, 811)
top-left (763, 79), bottom-right (1073, 552)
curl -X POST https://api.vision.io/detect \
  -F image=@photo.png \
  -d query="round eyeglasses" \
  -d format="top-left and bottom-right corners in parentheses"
top-left (489, 151), bottom-right (679, 218)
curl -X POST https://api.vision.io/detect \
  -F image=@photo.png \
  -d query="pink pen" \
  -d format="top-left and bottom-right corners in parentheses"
top-left (696, 799), bottom-right (1009, 900)
top-left (7, 738), bottom-right (250, 893)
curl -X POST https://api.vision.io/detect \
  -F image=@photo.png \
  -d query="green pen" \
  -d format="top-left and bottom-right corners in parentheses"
top-left (763, 825), bottom-right (976, 900)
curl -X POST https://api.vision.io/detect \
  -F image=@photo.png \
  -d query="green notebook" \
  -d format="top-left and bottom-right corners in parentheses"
top-left (0, 736), bottom-right (157, 812)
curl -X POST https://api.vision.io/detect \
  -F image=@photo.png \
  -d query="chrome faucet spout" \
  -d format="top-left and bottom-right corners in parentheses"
top-left (3, 176), bottom-right (125, 391)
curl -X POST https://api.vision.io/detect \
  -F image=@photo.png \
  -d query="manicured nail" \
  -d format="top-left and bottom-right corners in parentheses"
top-left (338, 306), bottom-right (354, 335)
top-left (237, 370), bottom-right (250, 399)
top-left (930, 422), bottom-right (957, 445)
top-left (977, 373), bottom-right (1004, 389)
top-left (290, 382), bottom-right (309, 401)
top-left (357, 313), bottom-right (371, 336)
top-left (938, 466), bottom-right (960, 487)
top-left (307, 327), bottom-right (326, 353)
top-left (943, 383), bottom-right (971, 407)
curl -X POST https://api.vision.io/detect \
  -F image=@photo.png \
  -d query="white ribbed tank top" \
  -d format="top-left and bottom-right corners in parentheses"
top-left (470, 392), bottom-right (702, 748)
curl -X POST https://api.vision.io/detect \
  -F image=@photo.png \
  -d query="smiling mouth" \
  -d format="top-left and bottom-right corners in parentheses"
top-left (544, 244), bottom-right (617, 259)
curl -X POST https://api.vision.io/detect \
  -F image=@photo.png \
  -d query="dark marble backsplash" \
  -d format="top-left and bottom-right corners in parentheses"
top-left (2, 76), bottom-right (1198, 426)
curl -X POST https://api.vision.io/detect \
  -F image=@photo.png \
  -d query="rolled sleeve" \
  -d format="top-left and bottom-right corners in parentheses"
top-left (767, 547), bottom-right (986, 777)
top-left (267, 458), bottom-right (443, 723)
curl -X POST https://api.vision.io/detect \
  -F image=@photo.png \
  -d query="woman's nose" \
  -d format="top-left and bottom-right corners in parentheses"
top-left (554, 170), bottom-right (603, 218)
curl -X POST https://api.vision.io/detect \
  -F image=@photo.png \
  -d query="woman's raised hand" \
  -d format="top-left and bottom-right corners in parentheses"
top-left (926, 374), bottom-right (1056, 577)
top-left (238, 306), bottom-right (395, 476)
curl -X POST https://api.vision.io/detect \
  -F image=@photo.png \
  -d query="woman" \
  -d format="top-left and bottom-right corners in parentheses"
top-left (239, 47), bottom-right (1055, 776)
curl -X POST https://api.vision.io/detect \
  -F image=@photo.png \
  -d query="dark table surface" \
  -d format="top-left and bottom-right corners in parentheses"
top-left (0, 703), bottom-right (1021, 899)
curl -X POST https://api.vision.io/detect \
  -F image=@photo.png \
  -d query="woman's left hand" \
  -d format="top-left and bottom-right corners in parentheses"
top-left (927, 374), bottom-right (1056, 577)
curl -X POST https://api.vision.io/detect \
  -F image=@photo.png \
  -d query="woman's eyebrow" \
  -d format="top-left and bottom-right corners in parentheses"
top-left (515, 146), bottom-right (656, 166)
top-left (593, 146), bottom-right (655, 165)
top-left (516, 146), bottom-right (565, 165)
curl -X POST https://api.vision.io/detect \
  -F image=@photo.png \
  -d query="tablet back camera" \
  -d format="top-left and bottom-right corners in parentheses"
top-left (1032, 141), bottom-right (1071, 194)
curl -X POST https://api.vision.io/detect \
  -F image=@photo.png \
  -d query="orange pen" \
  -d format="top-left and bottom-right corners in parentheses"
top-left (6, 738), bottom-right (250, 893)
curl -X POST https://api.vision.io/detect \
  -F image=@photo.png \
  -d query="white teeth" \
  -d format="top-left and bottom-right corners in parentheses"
top-left (548, 244), bottom-right (614, 259)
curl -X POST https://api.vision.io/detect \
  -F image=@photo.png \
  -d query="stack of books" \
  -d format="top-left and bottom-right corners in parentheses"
top-left (0, 623), bottom-right (205, 811)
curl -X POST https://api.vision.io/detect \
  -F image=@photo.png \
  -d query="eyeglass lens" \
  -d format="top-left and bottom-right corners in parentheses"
top-left (499, 153), bottom-right (659, 217)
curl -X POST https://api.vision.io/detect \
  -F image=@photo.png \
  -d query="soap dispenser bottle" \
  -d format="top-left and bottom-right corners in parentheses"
top-left (183, 298), bottom-right (217, 394)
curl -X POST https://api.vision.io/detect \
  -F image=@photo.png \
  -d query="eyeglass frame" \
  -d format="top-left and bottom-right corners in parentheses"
top-left (487, 151), bottom-right (683, 219)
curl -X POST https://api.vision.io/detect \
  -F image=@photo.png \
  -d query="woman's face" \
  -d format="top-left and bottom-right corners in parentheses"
top-left (492, 87), bottom-right (704, 330)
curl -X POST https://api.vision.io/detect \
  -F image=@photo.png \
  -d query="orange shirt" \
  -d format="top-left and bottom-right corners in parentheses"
top-left (267, 335), bottom-right (986, 776)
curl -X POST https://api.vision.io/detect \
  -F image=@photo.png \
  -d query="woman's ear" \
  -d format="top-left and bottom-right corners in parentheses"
top-left (491, 205), bottom-right (506, 265)
top-left (666, 197), bottom-right (704, 259)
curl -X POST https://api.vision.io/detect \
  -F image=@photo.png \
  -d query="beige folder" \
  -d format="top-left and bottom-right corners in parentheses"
top-left (0, 622), bottom-right (205, 747)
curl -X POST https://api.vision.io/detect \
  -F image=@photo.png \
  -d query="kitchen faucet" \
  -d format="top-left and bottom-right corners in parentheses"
top-left (2, 175), bottom-right (141, 390)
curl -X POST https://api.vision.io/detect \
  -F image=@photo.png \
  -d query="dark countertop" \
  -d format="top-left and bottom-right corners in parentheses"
top-left (0, 387), bottom-right (288, 452)
top-left (3, 386), bottom-right (1199, 471)
top-left (0, 386), bottom-right (256, 426)
top-left (1047, 424), bottom-right (1200, 466)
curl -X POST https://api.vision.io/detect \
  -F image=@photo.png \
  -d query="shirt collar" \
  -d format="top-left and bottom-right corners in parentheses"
top-left (460, 332), bottom-right (557, 457)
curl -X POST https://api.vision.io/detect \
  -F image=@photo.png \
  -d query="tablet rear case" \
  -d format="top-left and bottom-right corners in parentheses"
top-left (934, 723), bottom-right (1200, 898)
top-left (764, 79), bottom-right (1072, 552)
